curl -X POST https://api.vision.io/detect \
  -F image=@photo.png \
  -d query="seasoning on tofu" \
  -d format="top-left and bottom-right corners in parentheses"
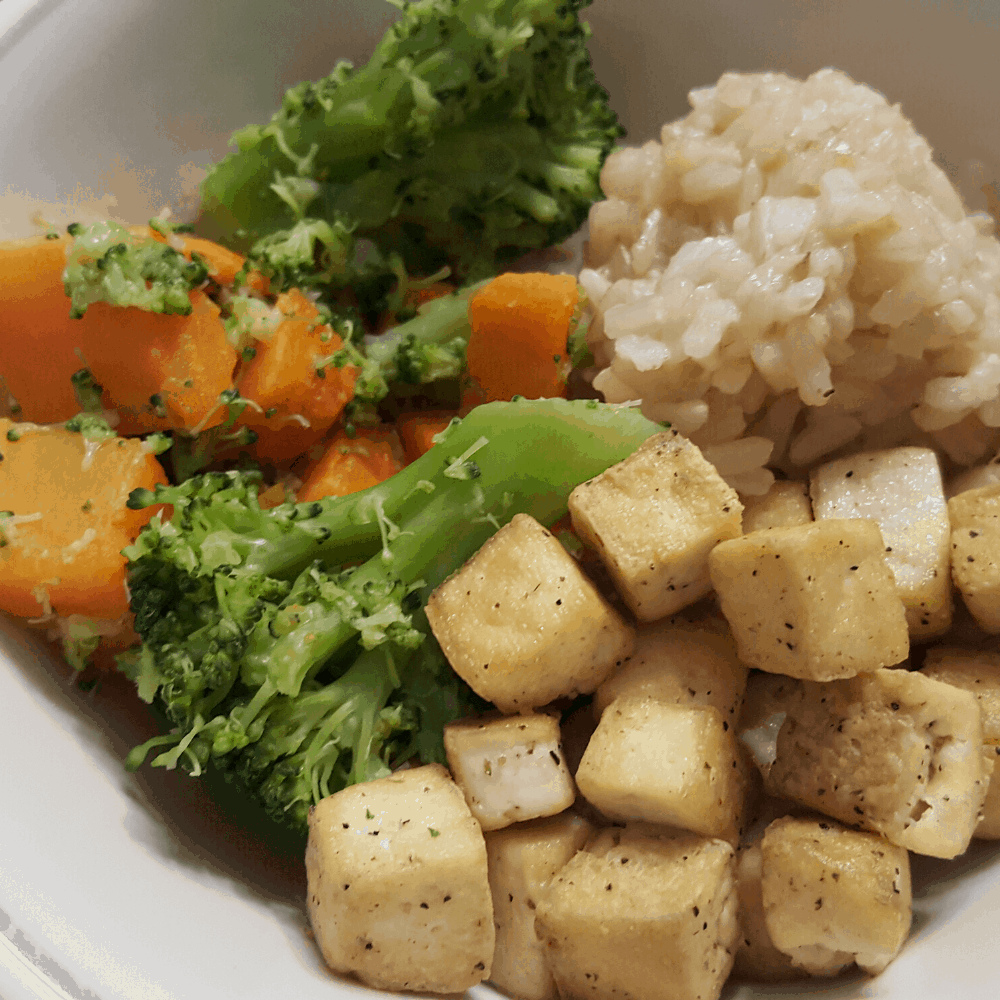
top-left (444, 712), bottom-right (576, 831)
top-left (568, 430), bottom-right (743, 621)
top-left (948, 483), bottom-right (1000, 633)
top-left (761, 669), bottom-right (992, 859)
top-left (709, 519), bottom-right (910, 680)
top-left (760, 816), bottom-right (912, 975)
top-left (810, 446), bottom-right (952, 638)
top-left (426, 513), bottom-right (635, 713)
top-left (533, 827), bottom-right (739, 1000)
top-left (305, 764), bottom-right (495, 994)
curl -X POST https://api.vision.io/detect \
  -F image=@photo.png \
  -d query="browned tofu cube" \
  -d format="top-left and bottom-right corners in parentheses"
top-left (948, 484), bottom-right (1000, 633)
top-left (576, 697), bottom-right (744, 842)
top-left (444, 712), bottom-right (576, 831)
top-left (760, 816), bottom-right (912, 975)
top-left (485, 813), bottom-right (594, 1000)
top-left (568, 430), bottom-right (743, 621)
top-left (762, 669), bottom-right (992, 859)
top-left (305, 764), bottom-right (494, 993)
top-left (741, 479), bottom-right (812, 533)
top-left (732, 842), bottom-right (811, 982)
top-left (426, 513), bottom-right (634, 712)
top-left (534, 827), bottom-right (738, 1000)
top-left (593, 615), bottom-right (748, 723)
top-left (810, 447), bottom-right (952, 638)
top-left (709, 519), bottom-right (909, 680)
top-left (922, 646), bottom-right (1000, 839)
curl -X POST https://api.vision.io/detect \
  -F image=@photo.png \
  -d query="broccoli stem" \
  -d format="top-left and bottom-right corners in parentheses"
top-left (237, 398), bottom-right (662, 580)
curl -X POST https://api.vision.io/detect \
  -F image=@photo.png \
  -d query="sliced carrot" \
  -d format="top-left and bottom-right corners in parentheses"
top-left (297, 427), bottom-right (403, 502)
top-left (0, 419), bottom-right (168, 619)
top-left (233, 289), bottom-right (358, 463)
top-left (77, 290), bottom-right (238, 434)
top-left (0, 235), bottom-right (90, 423)
top-left (396, 410), bottom-right (458, 464)
top-left (466, 272), bottom-right (578, 402)
top-left (0, 234), bottom-right (240, 432)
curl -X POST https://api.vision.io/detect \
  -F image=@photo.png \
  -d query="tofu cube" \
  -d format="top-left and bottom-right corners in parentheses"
top-left (576, 697), bottom-right (744, 842)
top-left (763, 669), bottom-right (992, 859)
top-left (732, 842), bottom-right (812, 982)
top-left (810, 447), bottom-right (952, 638)
top-left (948, 484), bottom-right (1000, 633)
top-left (760, 816), bottom-right (912, 975)
top-left (741, 479), bottom-right (813, 533)
top-left (593, 615), bottom-right (748, 723)
top-left (444, 712), bottom-right (576, 831)
top-left (485, 813), bottom-right (594, 1000)
top-left (568, 430), bottom-right (743, 621)
top-left (305, 764), bottom-right (494, 993)
top-left (922, 646), bottom-right (1000, 839)
top-left (709, 519), bottom-right (909, 681)
top-left (426, 513), bottom-right (634, 713)
top-left (977, 749), bottom-right (1000, 839)
top-left (534, 827), bottom-right (738, 1000)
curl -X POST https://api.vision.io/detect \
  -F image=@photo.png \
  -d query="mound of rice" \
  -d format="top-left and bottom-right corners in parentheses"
top-left (580, 68), bottom-right (1000, 494)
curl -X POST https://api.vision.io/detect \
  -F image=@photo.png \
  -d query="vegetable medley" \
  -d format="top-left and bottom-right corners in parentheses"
top-left (3, 3), bottom-right (1000, 1000)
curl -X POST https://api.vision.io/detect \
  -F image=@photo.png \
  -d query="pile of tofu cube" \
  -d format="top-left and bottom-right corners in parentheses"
top-left (304, 428), bottom-right (1000, 1000)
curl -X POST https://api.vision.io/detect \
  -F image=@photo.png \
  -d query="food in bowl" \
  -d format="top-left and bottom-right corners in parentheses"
top-left (2, 5), bottom-right (1000, 998)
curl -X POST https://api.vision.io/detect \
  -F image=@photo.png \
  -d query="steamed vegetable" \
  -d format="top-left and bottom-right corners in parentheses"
top-left (226, 287), bottom-right (358, 462)
top-left (397, 410), bottom-right (457, 463)
top-left (0, 416), bottom-right (167, 619)
top-left (122, 398), bottom-right (660, 829)
top-left (340, 280), bottom-right (485, 412)
top-left (297, 427), bottom-right (403, 501)
top-left (200, 0), bottom-right (622, 311)
top-left (63, 220), bottom-right (209, 318)
top-left (0, 226), bottom-right (241, 431)
top-left (0, 235), bottom-right (89, 423)
top-left (466, 271), bottom-right (580, 402)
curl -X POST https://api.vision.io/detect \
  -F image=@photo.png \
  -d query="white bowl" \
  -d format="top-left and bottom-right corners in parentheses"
top-left (1, 2), bottom-right (999, 999)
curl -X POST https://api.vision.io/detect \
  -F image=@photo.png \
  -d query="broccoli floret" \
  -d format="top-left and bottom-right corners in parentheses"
top-left (64, 220), bottom-right (208, 318)
top-left (199, 0), bottom-right (621, 309)
top-left (319, 280), bottom-right (488, 416)
top-left (123, 399), bottom-right (660, 829)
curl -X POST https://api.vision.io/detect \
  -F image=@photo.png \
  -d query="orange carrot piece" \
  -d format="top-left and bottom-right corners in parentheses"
top-left (77, 289), bottom-right (238, 434)
top-left (0, 419), bottom-right (167, 619)
top-left (466, 272), bottom-right (578, 402)
top-left (234, 289), bottom-right (358, 463)
top-left (297, 427), bottom-right (403, 502)
top-left (0, 235), bottom-right (90, 423)
top-left (257, 481), bottom-right (297, 509)
top-left (0, 234), bottom-right (240, 432)
top-left (396, 410), bottom-right (458, 464)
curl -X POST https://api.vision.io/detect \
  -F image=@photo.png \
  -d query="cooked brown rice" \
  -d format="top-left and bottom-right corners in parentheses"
top-left (580, 69), bottom-right (1000, 494)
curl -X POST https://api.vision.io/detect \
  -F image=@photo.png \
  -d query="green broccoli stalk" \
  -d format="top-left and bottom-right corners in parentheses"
top-left (122, 398), bottom-right (659, 828)
top-left (199, 0), bottom-right (622, 310)
top-left (63, 220), bottom-right (209, 318)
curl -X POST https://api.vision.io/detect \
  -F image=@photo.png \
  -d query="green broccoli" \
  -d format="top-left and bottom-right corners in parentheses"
top-left (63, 220), bottom-right (209, 318)
top-left (122, 398), bottom-right (659, 829)
top-left (199, 0), bottom-right (621, 311)
top-left (317, 279), bottom-right (489, 420)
